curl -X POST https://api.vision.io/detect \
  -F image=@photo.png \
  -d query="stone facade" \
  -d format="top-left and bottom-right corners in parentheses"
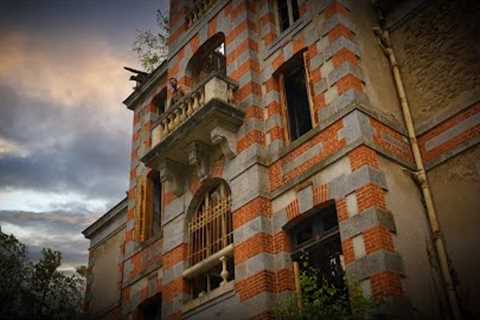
top-left (83, 1), bottom-right (480, 319)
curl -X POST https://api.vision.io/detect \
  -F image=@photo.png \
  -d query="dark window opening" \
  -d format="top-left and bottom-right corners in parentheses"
top-left (281, 54), bottom-right (312, 141)
top-left (150, 171), bottom-right (162, 236)
top-left (277, 0), bottom-right (300, 32)
top-left (152, 89), bottom-right (167, 114)
top-left (138, 294), bottom-right (162, 320)
top-left (186, 33), bottom-right (226, 89)
top-left (286, 203), bottom-right (345, 291)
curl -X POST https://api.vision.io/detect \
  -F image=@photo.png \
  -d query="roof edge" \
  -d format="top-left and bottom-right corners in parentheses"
top-left (123, 60), bottom-right (168, 110)
top-left (82, 197), bottom-right (128, 239)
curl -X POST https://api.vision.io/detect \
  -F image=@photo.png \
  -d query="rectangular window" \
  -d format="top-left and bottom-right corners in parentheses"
top-left (151, 173), bottom-right (162, 236)
top-left (279, 53), bottom-right (313, 141)
top-left (152, 89), bottom-right (167, 114)
top-left (277, 0), bottom-right (300, 32)
top-left (135, 172), bottom-right (162, 242)
top-left (285, 202), bottom-right (345, 290)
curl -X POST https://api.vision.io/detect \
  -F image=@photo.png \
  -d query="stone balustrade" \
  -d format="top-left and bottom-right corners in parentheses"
top-left (151, 74), bottom-right (238, 148)
top-left (185, 0), bottom-right (218, 29)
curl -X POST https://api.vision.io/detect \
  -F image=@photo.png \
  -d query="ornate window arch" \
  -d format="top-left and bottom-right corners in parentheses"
top-left (185, 179), bottom-right (234, 298)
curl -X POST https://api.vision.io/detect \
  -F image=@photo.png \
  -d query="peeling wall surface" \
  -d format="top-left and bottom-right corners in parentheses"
top-left (428, 145), bottom-right (480, 318)
top-left (381, 156), bottom-right (443, 319)
top-left (391, 0), bottom-right (480, 128)
top-left (89, 228), bottom-right (124, 315)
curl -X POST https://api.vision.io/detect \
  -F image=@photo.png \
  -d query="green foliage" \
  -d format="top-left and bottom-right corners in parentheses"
top-left (0, 232), bottom-right (85, 320)
top-left (132, 9), bottom-right (169, 72)
top-left (273, 259), bottom-right (376, 320)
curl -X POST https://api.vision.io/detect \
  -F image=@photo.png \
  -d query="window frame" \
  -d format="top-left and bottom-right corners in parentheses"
top-left (277, 51), bottom-right (316, 143)
top-left (135, 172), bottom-right (163, 242)
top-left (184, 181), bottom-right (234, 299)
top-left (284, 202), bottom-right (345, 289)
top-left (274, 0), bottom-right (301, 34)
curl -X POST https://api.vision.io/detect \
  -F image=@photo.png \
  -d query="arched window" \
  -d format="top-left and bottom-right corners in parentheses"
top-left (186, 33), bottom-right (226, 89)
top-left (186, 180), bottom-right (234, 298)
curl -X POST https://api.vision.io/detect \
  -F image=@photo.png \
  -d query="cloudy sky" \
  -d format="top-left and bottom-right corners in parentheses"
top-left (0, 0), bottom-right (167, 270)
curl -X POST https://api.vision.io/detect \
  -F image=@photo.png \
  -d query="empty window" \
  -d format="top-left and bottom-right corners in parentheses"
top-left (277, 0), bottom-right (300, 32)
top-left (187, 181), bottom-right (234, 298)
top-left (278, 53), bottom-right (313, 141)
top-left (151, 172), bottom-right (162, 236)
top-left (152, 89), bottom-right (167, 114)
top-left (186, 33), bottom-right (226, 89)
top-left (138, 294), bottom-right (161, 320)
top-left (285, 202), bottom-right (345, 290)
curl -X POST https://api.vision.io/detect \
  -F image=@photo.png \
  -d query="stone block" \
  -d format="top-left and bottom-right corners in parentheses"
top-left (340, 207), bottom-right (396, 240)
top-left (297, 185), bottom-right (313, 214)
top-left (346, 250), bottom-right (404, 281)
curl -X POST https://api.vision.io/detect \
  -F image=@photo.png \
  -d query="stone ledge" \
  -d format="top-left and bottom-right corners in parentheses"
top-left (339, 207), bottom-right (396, 240)
top-left (346, 250), bottom-right (404, 281)
top-left (425, 135), bottom-right (480, 171)
top-left (182, 281), bottom-right (235, 317)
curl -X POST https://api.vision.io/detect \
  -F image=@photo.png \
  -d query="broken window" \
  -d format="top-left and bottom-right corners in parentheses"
top-left (187, 181), bottom-right (234, 298)
top-left (186, 33), bottom-right (226, 89)
top-left (284, 201), bottom-right (345, 291)
top-left (278, 52), bottom-right (313, 141)
top-left (277, 0), bottom-right (300, 32)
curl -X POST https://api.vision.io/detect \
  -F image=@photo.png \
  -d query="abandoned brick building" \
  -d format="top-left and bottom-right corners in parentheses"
top-left (82, 0), bottom-right (480, 319)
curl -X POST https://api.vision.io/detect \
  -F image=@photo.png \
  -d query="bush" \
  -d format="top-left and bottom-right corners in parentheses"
top-left (273, 259), bottom-right (376, 320)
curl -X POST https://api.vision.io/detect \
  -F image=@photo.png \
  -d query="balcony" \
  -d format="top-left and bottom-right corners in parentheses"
top-left (142, 75), bottom-right (244, 191)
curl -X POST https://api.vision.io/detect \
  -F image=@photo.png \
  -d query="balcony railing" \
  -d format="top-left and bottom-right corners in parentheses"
top-left (185, 0), bottom-right (218, 29)
top-left (151, 74), bottom-right (238, 147)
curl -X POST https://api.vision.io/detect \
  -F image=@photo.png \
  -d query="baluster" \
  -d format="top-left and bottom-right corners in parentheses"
top-left (192, 92), bottom-right (199, 111)
top-left (167, 113), bottom-right (175, 132)
top-left (173, 107), bottom-right (181, 127)
top-left (219, 256), bottom-right (229, 286)
top-left (186, 97), bottom-right (193, 116)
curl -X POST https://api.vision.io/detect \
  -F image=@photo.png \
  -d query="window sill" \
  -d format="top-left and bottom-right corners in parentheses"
top-left (182, 281), bottom-right (235, 316)
top-left (182, 244), bottom-right (234, 279)
top-left (263, 13), bottom-right (312, 61)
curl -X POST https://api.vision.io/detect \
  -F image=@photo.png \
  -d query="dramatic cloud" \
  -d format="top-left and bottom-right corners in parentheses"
top-left (0, 0), bottom-right (166, 268)
top-left (0, 209), bottom-right (95, 270)
top-left (0, 31), bottom-right (133, 203)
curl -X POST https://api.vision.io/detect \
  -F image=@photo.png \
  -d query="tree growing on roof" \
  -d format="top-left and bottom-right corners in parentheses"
top-left (132, 9), bottom-right (169, 72)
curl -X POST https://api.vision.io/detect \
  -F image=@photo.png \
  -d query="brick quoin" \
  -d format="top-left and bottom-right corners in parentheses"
top-left (370, 272), bottom-right (403, 298)
top-left (356, 183), bottom-right (387, 212)
top-left (363, 226), bottom-right (395, 254)
top-left (349, 146), bottom-right (380, 170)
